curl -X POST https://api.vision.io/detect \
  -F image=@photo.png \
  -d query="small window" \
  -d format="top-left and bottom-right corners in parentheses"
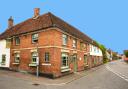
top-left (73, 39), bottom-right (77, 48)
top-left (62, 34), bottom-right (68, 45)
top-left (6, 39), bottom-right (11, 48)
top-left (31, 52), bottom-right (38, 63)
top-left (80, 42), bottom-right (85, 50)
top-left (14, 53), bottom-right (20, 63)
top-left (32, 33), bottom-right (38, 43)
top-left (2, 54), bottom-right (6, 64)
top-left (61, 53), bottom-right (69, 67)
top-left (15, 37), bottom-right (20, 45)
top-left (45, 52), bottom-right (50, 63)
top-left (84, 55), bottom-right (87, 64)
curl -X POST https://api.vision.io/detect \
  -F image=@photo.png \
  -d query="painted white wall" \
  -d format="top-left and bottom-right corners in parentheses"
top-left (89, 44), bottom-right (102, 56)
top-left (0, 40), bottom-right (10, 68)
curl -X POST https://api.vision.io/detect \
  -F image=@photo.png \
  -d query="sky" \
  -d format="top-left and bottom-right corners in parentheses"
top-left (0, 0), bottom-right (128, 54)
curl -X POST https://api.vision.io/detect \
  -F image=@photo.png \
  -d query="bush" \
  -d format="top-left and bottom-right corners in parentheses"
top-left (124, 51), bottom-right (128, 57)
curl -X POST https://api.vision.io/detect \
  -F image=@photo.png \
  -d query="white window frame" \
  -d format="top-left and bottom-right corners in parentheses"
top-left (73, 39), bottom-right (77, 48)
top-left (61, 53), bottom-right (69, 68)
top-left (1, 54), bottom-right (6, 64)
top-left (32, 33), bottom-right (38, 43)
top-left (14, 53), bottom-right (20, 63)
top-left (62, 34), bottom-right (68, 45)
top-left (45, 52), bottom-right (50, 63)
top-left (31, 52), bottom-right (38, 64)
top-left (15, 37), bottom-right (20, 45)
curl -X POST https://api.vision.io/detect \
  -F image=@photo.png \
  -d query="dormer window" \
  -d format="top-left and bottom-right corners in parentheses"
top-left (32, 33), bottom-right (38, 43)
top-left (15, 37), bottom-right (20, 45)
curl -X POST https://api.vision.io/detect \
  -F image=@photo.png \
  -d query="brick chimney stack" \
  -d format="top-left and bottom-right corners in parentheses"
top-left (34, 8), bottom-right (40, 18)
top-left (8, 16), bottom-right (13, 28)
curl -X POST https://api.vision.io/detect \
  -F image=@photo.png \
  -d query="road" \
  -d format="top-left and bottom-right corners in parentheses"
top-left (0, 60), bottom-right (128, 89)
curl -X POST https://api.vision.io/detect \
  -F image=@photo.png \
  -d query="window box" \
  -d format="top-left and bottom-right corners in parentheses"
top-left (29, 63), bottom-right (37, 67)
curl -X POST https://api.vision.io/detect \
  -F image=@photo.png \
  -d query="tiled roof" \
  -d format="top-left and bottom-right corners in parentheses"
top-left (0, 12), bottom-right (93, 43)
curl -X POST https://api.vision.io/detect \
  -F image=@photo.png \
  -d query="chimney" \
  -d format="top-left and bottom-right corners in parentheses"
top-left (8, 16), bottom-right (13, 28)
top-left (34, 8), bottom-right (40, 18)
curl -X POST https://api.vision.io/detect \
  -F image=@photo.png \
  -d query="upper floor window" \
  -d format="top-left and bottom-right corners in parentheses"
top-left (32, 33), bottom-right (38, 43)
top-left (6, 39), bottom-right (11, 48)
top-left (62, 34), bottom-right (68, 45)
top-left (45, 52), bottom-right (50, 63)
top-left (14, 53), bottom-right (20, 63)
top-left (15, 37), bottom-right (20, 45)
top-left (73, 39), bottom-right (77, 48)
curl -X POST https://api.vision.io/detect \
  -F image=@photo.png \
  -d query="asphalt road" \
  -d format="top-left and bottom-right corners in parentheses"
top-left (0, 60), bottom-right (128, 89)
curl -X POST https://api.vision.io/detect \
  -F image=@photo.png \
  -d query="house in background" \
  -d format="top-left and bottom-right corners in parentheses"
top-left (0, 8), bottom-right (103, 78)
top-left (123, 50), bottom-right (128, 62)
top-left (89, 42), bottom-right (103, 68)
top-left (106, 49), bottom-right (113, 61)
top-left (0, 17), bottom-right (13, 68)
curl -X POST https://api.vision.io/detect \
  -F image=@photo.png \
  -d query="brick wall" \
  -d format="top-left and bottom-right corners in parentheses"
top-left (10, 27), bottom-right (92, 77)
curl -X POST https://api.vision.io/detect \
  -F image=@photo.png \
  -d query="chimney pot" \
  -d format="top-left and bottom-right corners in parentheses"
top-left (8, 16), bottom-right (14, 28)
top-left (34, 8), bottom-right (40, 18)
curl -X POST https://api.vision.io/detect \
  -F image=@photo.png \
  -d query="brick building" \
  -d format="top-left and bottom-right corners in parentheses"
top-left (0, 8), bottom-right (103, 78)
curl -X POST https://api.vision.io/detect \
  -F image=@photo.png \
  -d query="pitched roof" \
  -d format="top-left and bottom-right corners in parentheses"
top-left (0, 12), bottom-right (93, 43)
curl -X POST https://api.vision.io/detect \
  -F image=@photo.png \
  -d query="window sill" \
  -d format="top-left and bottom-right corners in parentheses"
top-left (15, 44), bottom-right (20, 46)
top-left (29, 63), bottom-right (37, 67)
top-left (12, 62), bottom-right (20, 65)
top-left (61, 66), bottom-right (69, 69)
top-left (0, 62), bottom-right (6, 65)
top-left (42, 63), bottom-right (51, 66)
top-left (61, 67), bottom-right (71, 72)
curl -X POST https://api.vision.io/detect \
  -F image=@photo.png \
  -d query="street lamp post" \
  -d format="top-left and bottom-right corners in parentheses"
top-left (36, 43), bottom-right (39, 77)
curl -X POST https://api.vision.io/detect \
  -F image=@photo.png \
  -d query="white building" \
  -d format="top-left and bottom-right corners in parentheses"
top-left (0, 39), bottom-right (11, 68)
top-left (90, 44), bottom-right (103, 57)
top-left (89, 44), bottom-right (103, 65)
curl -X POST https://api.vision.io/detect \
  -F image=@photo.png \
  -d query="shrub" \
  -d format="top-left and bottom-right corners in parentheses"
top-left (124, 51), bottom-right (128, 57)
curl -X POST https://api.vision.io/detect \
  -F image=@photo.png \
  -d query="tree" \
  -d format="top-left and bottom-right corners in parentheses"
top-left (124, 51), bottom-right (128, 57)
top-left (94, 40), bottom-right (108, 63)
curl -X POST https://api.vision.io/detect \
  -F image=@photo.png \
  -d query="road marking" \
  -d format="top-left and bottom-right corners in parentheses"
top-left (106, 65), bottom-right (128, 82)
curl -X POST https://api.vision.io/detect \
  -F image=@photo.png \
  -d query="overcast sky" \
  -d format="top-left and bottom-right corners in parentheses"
top-left (0, 0), bottom-right (128, 54)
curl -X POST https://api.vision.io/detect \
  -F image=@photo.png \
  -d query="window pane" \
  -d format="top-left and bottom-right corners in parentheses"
top-left (2, 55), bottom-right (6, 63)
top-left (45, 52), bottom-right (50, 62)
top-left (62, 34), bottom-right (68, 45)
top-left (61, 53), bottom-right (68, 67)
top-left (32, 34), bottom-right (38, 43)
top-left (32, 52), bottom-right (38, 63)
top-left (14, 53), bottom-right (20, 63)
top-left (15, 37), bottom-right (20, 45)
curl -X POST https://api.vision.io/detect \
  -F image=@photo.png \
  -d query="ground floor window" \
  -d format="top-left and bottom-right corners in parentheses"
top-left (61, 53), bottom-right (69, 67)
top-left (31, 52), bottom-right (38, 63)
top-left (45, 52), bottom-right (50, 63)
top-left (14, 53), bottom-right (20, 63)
top-left (84, 55), bottom-right (87, 64)
top-left (2, 54), bottom-right (6, 64)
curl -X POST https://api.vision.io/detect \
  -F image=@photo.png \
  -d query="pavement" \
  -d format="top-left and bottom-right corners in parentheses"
top-left (0, 65), bottom-right (103, 86)
top-left (0, 60), bottom-right (128, 89)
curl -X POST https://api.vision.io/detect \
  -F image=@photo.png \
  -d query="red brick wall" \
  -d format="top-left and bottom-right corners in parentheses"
top-left (10, 27), bottom-right (92, 77)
